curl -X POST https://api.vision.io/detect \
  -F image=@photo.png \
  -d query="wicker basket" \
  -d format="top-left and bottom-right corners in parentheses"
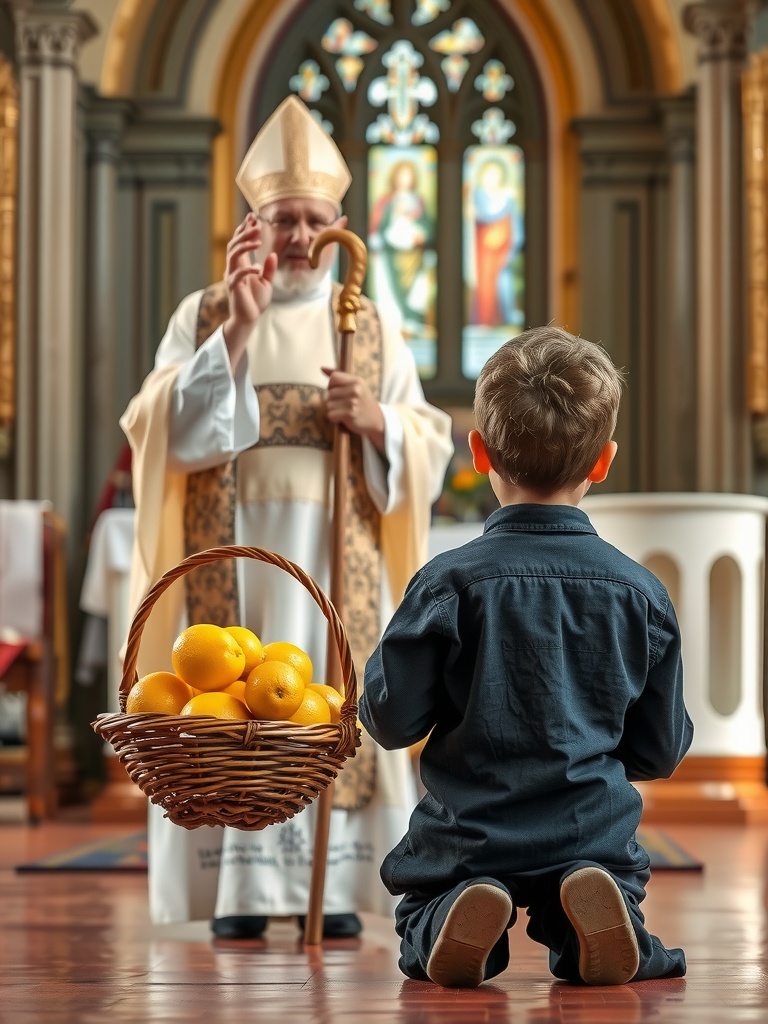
top-left (92, 545), bottom-right (360, 830)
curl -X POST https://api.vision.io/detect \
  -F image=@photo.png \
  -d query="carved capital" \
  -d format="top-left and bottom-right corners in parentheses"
top-left (14, 10), bottom-right (98, 69)
top-left (683, 1), bottom-right (755, 62)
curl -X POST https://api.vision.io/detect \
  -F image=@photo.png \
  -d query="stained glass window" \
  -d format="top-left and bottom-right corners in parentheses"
top-left (367, 40), bottom-right (439, 146)
top-left (322, 18), bottom-right (377, 93)
top-left (364, 38), bottom-right (439, 375)
top-left (462, 145), bottom-right (525, 377)
top-left (412, 0), bottom-right (450, 26)
top-left (288, 61), bottom-right (329, 104)
top-left (368, 145), bottom-right (438, 375)
top-left (475, 60), bottom-right (514, 102)
top-left (262, 0), bottom-right (539, 386)
top-left (355, 0), bottom-right (393, 25)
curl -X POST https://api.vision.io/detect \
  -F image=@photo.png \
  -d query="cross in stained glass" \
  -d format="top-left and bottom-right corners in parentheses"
top-left (475, 60), bottom-right (514, 102)
top-left (471, 108), bottom-right (516, 145)
top-left (289, 60), bottom-right (329, 103)
top-left (367, 40), bottom-right (439, 145)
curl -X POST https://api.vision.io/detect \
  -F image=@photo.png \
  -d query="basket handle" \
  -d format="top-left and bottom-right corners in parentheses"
top-left (119, 544), bottom-right (357, 715)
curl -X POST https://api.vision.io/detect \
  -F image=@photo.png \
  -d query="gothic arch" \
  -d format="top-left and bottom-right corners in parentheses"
top-left (95, 0), bottom-right (687, 362)
top-left (209, 0), bottom-right (590, 339)
top-left (96, 1), bottom-right (687, 299)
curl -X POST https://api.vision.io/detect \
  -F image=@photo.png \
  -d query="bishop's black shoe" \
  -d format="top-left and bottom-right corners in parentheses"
top-left (297, 913), bottom-right (363, 938)
top-left (211, 915), bottom-right (268, 939)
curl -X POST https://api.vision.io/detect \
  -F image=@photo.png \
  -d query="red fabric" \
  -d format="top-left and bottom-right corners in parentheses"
top-left (474, 216), bottom-right (513, 326)
top-left (0, 641), bottom-right (28, 677)
top-left (89, 443), bottom-right (133, 531)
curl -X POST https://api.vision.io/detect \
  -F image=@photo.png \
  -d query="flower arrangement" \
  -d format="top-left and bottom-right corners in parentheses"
top-left (434, 458), bottom-right (498, 523)
top-left (432, 409), bottom-right (499, 523)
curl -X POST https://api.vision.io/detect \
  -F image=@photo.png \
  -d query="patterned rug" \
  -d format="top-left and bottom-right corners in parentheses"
top-left (15, 827), bottom-right (702, 872)
top-left (16, 832), bottom-right (148, 872)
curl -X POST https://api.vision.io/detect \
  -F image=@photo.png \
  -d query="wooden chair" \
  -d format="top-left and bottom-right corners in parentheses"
top-left (0, 508), bottom-right (67, 822)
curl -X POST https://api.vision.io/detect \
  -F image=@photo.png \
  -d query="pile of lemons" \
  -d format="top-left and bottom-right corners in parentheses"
top-left (125, 623), bottom-right (342, 726)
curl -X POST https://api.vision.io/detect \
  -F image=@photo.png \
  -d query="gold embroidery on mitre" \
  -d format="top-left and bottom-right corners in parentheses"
top-left (236, 96), bottom-right (351, 211)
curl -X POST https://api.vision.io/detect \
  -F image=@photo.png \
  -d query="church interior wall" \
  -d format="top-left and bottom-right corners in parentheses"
top-left (0, 0), bottom-right (719, 519)
top-left (1, 2), bottom-right (767, 784)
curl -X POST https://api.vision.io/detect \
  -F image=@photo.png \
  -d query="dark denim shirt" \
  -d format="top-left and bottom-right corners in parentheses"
top-left (360, 503), bottom-right (693, 895)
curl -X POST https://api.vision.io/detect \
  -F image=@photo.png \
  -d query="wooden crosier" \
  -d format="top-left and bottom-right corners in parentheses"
top-left (304, 227), bottom-right (368, 946)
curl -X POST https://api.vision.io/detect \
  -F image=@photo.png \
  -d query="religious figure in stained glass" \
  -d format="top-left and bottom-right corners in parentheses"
top-left (368, 146), bottom-right (437, 373)
top-left (462, 145), bottom-right (525, 377)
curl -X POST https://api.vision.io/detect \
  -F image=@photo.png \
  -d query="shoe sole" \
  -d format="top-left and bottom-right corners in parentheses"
top-left (560, 867), bottom-right (640, 985)
top-left (426, 884), bottom-right (513, 988)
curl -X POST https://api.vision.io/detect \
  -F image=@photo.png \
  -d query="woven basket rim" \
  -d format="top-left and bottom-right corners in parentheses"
top-left (119, 543), bottom-right (357, 718)
top-left (92, 544), bottom-right (362, 829)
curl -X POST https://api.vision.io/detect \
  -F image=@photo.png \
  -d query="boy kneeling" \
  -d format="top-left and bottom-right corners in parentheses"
top-left (360, 327), bottom-right (692, 987)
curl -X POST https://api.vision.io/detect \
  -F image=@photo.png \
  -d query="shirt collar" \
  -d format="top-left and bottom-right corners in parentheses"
top-left (483, 503), bottom-right (597, 535)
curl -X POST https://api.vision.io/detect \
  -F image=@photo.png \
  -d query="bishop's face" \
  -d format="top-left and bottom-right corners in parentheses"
top-left (257, 197), bottom-right (345, 295)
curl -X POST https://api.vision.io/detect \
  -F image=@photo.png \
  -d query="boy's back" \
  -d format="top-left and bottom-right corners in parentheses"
top-left (359, 326), bottom-right (691, 988)
top-left (363, 502), bottom-right (689, 894)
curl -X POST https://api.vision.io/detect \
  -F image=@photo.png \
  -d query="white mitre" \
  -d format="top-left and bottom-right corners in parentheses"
top-left (236, 95), bottom-right (352, 212)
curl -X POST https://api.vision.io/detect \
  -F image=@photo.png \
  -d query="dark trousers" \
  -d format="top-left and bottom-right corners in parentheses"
top-left (394, 862), bottom-right (687, 984)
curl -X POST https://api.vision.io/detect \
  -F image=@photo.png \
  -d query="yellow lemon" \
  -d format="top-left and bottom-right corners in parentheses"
top-left (179, 691), bottom-right (253, 720)
top-left (125, 671), bottom-right (193, 715)
top-left (262, 641), bottom-right (313, 686)
top-left (244, 660), bottom-right (305, 720)
top-left (288, 687), bottom-right (332, 726)
top-left (308, 683), bottom-right (344, 724)
top-left (171, 623), bottom-right (246, 692)
top-left (225, 626), bottom-right (266, 678)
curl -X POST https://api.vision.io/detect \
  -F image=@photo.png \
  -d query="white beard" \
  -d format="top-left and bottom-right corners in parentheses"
top-left (272, 263), bottom-right (330, 299)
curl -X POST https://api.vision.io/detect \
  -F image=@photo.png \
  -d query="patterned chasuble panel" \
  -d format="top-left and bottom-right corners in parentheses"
top-left (251, 382), bottom-right (335, 451)
top-left (182, 280), bottom-right (382, 809)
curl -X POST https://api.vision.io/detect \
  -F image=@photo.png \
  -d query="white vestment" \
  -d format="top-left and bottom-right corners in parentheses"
top-left (122, 275), bottom-right (453, 923)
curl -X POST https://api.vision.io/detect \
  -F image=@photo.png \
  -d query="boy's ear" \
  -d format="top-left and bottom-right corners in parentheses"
top-left (588, 440), bottom-right (618, 484)
top-left (468, 430), bottom-right (492, 475)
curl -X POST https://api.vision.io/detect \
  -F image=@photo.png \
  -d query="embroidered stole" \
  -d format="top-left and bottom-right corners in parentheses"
top-left (183, 281), bottom-right (382, 810)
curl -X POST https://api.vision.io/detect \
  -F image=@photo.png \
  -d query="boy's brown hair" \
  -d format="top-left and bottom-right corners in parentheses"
top-left (473, 326), bottom-right (624, 491)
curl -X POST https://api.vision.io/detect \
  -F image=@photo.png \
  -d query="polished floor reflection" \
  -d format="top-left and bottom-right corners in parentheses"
top-left (2, 812), bottom-right (767, 1023)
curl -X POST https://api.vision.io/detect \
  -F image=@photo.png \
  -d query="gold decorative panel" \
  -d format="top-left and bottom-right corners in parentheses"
top-left (0, 56), bottom-right (17, 458)
top-left (744, 51), bottom-right (768, 416)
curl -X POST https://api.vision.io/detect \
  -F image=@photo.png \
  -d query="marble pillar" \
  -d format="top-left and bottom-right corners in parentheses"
top-left (82, 93), bottom-right (134, 517)
top-left (13, 3), bottom-right (96, 542)
top-left (659, 93), bottom-right (697, 492)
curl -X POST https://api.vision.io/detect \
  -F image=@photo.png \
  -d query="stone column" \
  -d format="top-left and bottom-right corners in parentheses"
top-left (659, 93), bottom-right (697, 492)
top-left (684, 1), bottom-right (755, 492)
top-left (13, 2), bottom-right (97, 536)
top-left (82, 92), bottom-right (134, 517)
top-left (572, 113), bottom-right (667, 494)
